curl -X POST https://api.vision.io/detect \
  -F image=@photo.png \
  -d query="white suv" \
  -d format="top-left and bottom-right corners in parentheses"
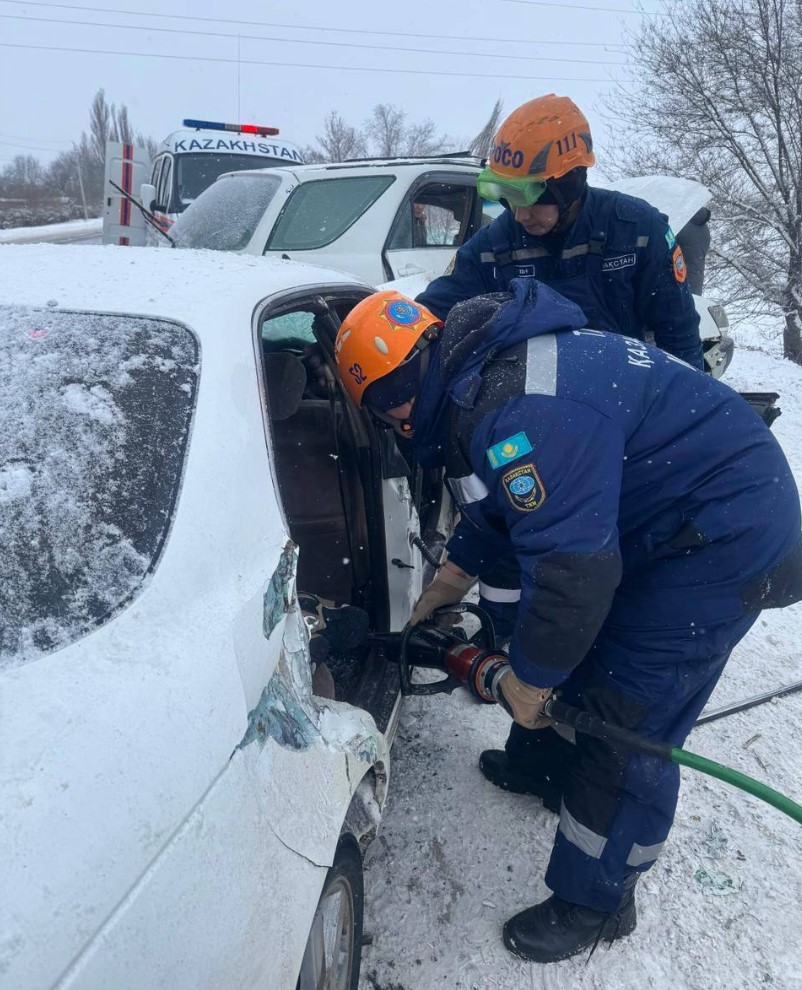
top-left (170, 156), bottom-right (490, 284)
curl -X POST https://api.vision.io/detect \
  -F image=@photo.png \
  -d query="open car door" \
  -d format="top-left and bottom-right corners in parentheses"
top-left (102, 141), bottom-right (151, 247)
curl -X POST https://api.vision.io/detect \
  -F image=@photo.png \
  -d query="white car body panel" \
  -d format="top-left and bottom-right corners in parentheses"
top-left (598, 174), bottom-right (711, 235)
top-left (383, 245), bottom-right (451, 280)
top-left (0, 245), bottom-right (388, 990)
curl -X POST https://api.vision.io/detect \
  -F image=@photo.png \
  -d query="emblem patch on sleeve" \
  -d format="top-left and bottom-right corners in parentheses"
top-left (672, 245), bottom-right (687, 283)
top-left (502, 463), bottom-right (546, 512)
top-left (486, 431), bottom-right (533, 470)
top-left (665, 227), bottom-right (677, 250)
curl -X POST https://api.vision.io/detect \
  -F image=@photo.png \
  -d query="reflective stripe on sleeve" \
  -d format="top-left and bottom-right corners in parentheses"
top-left (478, 582), bottom-right (521, 603)
top-left (524, 334), bottom-right (558, 396)
top-left (448, 473), bottom-right (489, 505)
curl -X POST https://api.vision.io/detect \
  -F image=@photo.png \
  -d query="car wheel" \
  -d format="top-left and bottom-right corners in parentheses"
top-left (297, 835), bottom-right (364, 990)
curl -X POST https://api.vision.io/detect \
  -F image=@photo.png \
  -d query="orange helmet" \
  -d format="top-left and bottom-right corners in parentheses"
top-left (477, 95), bottom-right (595, 207)
top-left (335, 290), bottom-right (441, 409)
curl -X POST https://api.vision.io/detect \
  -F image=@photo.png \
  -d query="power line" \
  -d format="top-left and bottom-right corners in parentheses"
top-left (0, 41), bottom-right (622, 82)
top-left (1, 12), bottom-right (627, 65)
top-left (501, 0), bottom-right (665, 11)
top-left (0, 132), bottom-right (72, 148)
top-left (0, 139), bottom-right (69, 153)
top-left (0, 0), bottom-right (627, 48)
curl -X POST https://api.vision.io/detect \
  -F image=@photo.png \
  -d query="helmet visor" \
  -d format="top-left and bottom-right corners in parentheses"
top-left (476, 168), bottom-right (547, 208)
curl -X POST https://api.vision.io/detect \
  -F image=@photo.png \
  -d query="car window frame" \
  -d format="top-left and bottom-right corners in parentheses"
top-left (156, 156), bottom-right (174, 213)
top-left (383, 171), bottom-right (479, 255)
top-left (381, 171), bottom-right (480, 280)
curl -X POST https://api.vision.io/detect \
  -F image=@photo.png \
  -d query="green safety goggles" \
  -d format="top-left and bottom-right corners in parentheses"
top-left (476, 167), bottom-right (548, 208)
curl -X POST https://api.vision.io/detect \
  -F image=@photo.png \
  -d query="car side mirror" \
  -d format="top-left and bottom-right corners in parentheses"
top-left (139, 183), bottom-right (157, 211)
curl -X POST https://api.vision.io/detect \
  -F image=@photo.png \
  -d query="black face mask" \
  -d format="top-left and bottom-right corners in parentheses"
top-left (536, 167), bottom-right (588, 215)
top-left (363, 346), bottom-right (433, 439)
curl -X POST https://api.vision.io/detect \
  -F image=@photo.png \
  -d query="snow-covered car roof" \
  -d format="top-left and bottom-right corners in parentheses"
top-left (0, 242), bottom-right (369, 319)
top-left (224, 155), bottom-right (483, 183)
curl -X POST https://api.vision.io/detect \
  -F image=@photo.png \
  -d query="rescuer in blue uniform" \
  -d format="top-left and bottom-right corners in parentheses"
top-left (334, 284), bottom-right (802, 964)
top-left (418, 94), bottom-right (703, 369)
top-left (417, 95), bottom-right (708, 777)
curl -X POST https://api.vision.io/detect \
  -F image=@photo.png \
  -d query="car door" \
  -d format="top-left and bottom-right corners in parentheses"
top-left (383, 175), bottom-right (479, 281)
top-left (255, 285), bottom-right (430, 633)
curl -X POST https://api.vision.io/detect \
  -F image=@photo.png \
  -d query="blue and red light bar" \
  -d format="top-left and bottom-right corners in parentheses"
top-left (183, 119), bottom-right (280, 137)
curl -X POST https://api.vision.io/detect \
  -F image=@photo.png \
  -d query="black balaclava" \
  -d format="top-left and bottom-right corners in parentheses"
top-left (362, 346), bottom-right (433, 438)
top-left (532, 166), bottom-right (588, 239)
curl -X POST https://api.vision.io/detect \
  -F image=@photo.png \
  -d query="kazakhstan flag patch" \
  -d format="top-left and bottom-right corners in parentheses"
top-left (486, 431), bottom-right (533, 470)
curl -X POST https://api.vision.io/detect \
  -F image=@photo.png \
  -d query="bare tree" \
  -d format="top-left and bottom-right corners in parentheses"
top-left (469, 98), bottom-right (504, 159)
top-left (136, 133), bottom-right (160, 161)
top-left (89, 89), bottom-right (114, 164)
top-left (366, 104), bottom-right (453, 157)
top-left (114, 104), bottom-right (134, 145)
top-left (406, 117), bottom-right (452, 157)
top-left (369, 104), bottom-right (408, 158)
top-left (304, 104), bottom-right (454, 163)
top-left (313, 110), bottom-right (366, 162)
top-left (2, 154), bottom-right (44, 188)
top-left (605, 0), bottom-right (802, 364)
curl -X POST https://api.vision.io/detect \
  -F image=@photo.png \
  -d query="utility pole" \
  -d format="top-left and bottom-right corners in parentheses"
top-left (73, 143), bottom-right (89, 220)
top-left (237, 35), bottom-right (242, 120)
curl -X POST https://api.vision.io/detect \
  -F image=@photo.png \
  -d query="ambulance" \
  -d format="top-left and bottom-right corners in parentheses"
top-left (102, 119), bottom-right (304, 246)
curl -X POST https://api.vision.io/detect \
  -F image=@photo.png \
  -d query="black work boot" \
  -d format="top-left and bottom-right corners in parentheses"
top-left (478, 750), bottom-right (562, 812)
top-left (479, 724), bottom-right (574, 812)
top-left (502, 889), bottom-right (637, 963)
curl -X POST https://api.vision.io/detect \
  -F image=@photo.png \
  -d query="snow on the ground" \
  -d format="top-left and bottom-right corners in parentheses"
top-left (359, 341), bottom-right (802, 990)
top-left (0, 218), bottom-right (102, 244)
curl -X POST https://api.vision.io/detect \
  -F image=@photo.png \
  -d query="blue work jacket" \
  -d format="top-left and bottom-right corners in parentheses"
top-left (417, 186), bottom-right (704, 369)
top-left (411, 281), bottom-right (801, 687)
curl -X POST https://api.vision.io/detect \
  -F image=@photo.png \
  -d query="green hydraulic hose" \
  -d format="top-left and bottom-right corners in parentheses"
top-left (670, 747), bottom-right (802, 825)
top-left (545, 700), bottom-right (802, 827)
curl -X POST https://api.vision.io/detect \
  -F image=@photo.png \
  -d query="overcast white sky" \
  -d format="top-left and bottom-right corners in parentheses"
top-left (0, 0), bottom-right (664, 170)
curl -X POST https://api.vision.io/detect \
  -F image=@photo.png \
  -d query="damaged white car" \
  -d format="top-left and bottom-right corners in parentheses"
top-left (0, 245), bottom-right (450, 989)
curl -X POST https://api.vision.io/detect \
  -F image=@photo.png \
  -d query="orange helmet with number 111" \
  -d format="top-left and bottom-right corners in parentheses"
top-left (476, 94), bottom-right (595, 207)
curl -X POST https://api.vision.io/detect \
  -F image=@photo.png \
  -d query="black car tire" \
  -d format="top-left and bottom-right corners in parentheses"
top-left (296, 834), bottom-right (364, 990)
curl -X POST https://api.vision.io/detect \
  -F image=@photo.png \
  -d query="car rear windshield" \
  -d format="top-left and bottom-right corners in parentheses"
top-left (0, 308), bottom-right (198, 670)
top-left (172, 174), bottom-right (282, 251)
top-left (176, 153), bottom-right (287, 203)
top-left (266, 175), bottom-right (395, 251)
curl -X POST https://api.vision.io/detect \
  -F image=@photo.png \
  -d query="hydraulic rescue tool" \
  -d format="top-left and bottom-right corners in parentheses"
top-left (392, 605), bottom-right (802, 827)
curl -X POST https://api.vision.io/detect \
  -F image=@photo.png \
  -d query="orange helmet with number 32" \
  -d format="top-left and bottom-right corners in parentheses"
top-left (335, 290), bottom-right (441, 408)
